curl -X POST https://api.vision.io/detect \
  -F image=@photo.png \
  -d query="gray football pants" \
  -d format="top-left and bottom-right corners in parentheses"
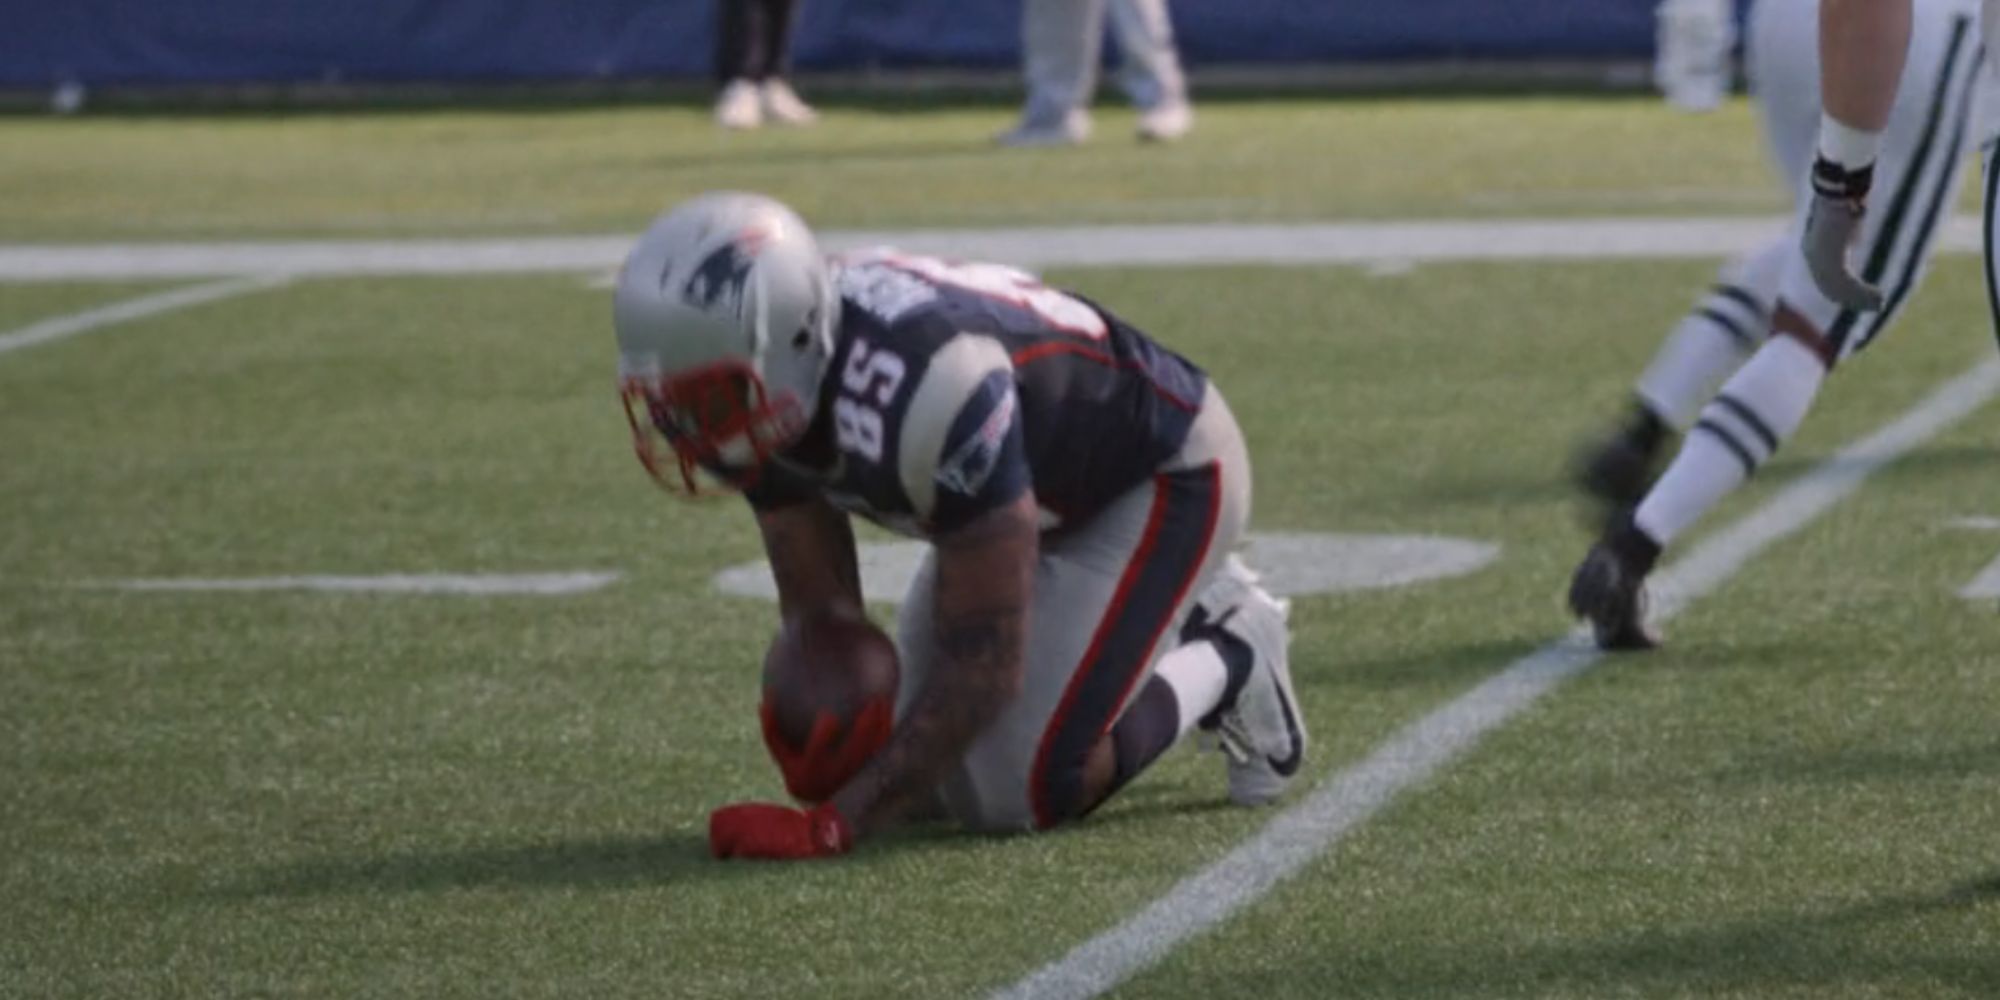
top-left (1018, 0), bottom-right (1189, 127)
top-left (894, 384), bottom-right (1250, 832)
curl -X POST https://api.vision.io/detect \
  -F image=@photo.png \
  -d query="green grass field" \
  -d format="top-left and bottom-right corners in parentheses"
top-left (3, 97), bottom-right (1997, 998)
top-left (0, 95), bottom-right (1789, 241)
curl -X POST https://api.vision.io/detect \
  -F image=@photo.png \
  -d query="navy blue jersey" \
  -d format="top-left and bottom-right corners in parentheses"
top-left (744, 251), bottom-right (1206, 537)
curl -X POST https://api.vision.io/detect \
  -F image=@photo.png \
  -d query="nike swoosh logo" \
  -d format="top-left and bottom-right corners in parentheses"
top-left (1264, 678), bottom-right (1304, 776)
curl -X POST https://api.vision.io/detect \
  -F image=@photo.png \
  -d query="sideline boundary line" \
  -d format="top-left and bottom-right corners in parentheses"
top-left (991, 357), bottom-right (2000, 1000)
top-left (0, 215), bottom-right (1985, 281)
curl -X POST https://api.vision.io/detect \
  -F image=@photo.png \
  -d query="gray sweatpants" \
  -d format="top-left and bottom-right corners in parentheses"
top-left (895, 384), bottom-right (1249, 831)
top-left (1018, 0), bottom-right (1189, 127)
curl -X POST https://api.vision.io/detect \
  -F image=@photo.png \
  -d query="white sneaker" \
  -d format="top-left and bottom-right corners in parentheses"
top-left (1193, 556), bottom-right (1306, 806)
top-left (714, 79), bottom-right (762, 130)
top-left (761, 79), bottom-right (818, 126)
top-left (994, 110), bottom-right (1090, 147)
top-left (1136, 102), bottom-right (1193, 143)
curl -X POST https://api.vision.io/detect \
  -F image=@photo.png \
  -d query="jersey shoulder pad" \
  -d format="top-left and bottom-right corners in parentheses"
top-left (894, 333), bottom-right (1018, 521)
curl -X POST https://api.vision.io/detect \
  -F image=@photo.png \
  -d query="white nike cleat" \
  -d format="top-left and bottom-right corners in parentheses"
top-left (760, 79), bottom-right (818, 126)
top-left (994, 110), bottom-right (1090, 147)
top-left (1192, 556), bottom-right (1307, 806)
top-left (714, 79), bottom-right (763, 130)
top-left (1136, 101), bottom-right (1193, 143)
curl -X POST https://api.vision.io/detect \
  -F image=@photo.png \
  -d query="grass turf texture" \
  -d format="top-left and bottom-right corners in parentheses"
top-left (3, 250), bottom-right (1996, 997)
top-left (0, 95), bottom-right (1794, 243)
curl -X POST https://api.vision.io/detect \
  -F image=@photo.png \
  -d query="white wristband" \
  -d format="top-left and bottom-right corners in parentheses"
top-left (1817, 114), bottom-right (1882, 169)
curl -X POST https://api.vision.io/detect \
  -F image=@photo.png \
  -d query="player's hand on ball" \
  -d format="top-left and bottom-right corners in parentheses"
top-left (759, 613), bottom-right (900, 802)
top-left (709, 801), bottom-right (853, 860)
top-left (760, 698), bottom-right (894, 803)
top-left (1800, 156), bottom-right (1885, 311)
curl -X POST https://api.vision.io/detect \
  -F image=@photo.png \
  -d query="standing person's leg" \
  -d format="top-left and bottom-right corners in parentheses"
top-left (1108, 0), bottom-right (1193, 141)
top-left (713, 0), bottom-right (766, 129)
top-left (755, 0), bottom-right (818, 125)
top-left (1569, 0), bottom-right (1982, 650)
top-left (998, 0), bottom-right (1107, 146)
top-left (1569, 0), bottom-right (1823, 518)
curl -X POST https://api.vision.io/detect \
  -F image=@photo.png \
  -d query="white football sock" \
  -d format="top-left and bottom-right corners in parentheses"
top-left (1635, 240), bottom-right (1789, 427)
top-left (1635, 335), bottom-right (1827, 545)
top-left (1153, 640), bottom-right (1230, 740)
top-left (1634, 288), bottom-right (1762, 429)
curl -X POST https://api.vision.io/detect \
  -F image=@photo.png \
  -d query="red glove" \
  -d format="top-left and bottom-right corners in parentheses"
top-left (759, 697), bottom-right (894, 804)
top-left (709, 801), bottom-right (853, 860)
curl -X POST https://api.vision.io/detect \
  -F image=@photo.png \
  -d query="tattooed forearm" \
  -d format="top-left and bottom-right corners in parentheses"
top-left (823, 512), bottom-right (861, 601)
top-left (938, 615), bottom-right (1019, 666)
top-left (832, 494), bottom-right (1038, 834)
top-left (757, 500), bottom-right (862, 619)
top-left (847, 605), bottom-right (1025, 825)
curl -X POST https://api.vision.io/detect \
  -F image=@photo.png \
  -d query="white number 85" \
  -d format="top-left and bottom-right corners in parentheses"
top-left (833, 338), bottom-right (906, 462)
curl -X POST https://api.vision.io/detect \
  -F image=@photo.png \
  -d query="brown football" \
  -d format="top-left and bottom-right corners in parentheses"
top-left (760, 612), bottom-right (901, 758)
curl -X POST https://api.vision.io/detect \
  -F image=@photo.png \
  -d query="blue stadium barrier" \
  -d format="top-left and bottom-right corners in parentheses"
top-left (8, 0), bottom-right (1676, 88)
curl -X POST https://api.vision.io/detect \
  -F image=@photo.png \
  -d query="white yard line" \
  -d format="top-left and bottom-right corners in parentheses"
top-left (993, 356), bottom-right (2000, 1000)
top-left (1957, 557), bottom-right (2000, 599)
top-left (84, 572), bottom-right (622, 596)
top-left (0, 275), bottom-right (289, 356)
top-left (0, 216), bottom-right (1986, 281)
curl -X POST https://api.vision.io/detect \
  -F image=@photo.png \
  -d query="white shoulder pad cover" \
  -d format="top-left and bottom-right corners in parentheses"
top-left (897, 333), bottom-right (1014, 520)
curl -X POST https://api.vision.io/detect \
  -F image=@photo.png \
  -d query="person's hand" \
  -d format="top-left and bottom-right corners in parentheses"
top-left (760, 697), bottom-right (893, 804)
top-left (1800, 156), bottom-right (1885, 311)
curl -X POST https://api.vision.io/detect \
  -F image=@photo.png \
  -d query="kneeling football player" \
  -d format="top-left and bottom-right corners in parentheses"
top-left (614, 192), bottom-right (1307, 859)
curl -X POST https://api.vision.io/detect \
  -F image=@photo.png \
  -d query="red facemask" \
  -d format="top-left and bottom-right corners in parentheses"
top-left (619, 358), bottom-right (807, 495)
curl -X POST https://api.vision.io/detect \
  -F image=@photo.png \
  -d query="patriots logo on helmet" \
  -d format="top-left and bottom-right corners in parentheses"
top-left (679, 225), bottom-right (776, 318)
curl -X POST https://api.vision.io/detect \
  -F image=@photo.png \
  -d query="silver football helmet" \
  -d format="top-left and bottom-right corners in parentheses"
top-left (614, 192), bottom-right (836, 492)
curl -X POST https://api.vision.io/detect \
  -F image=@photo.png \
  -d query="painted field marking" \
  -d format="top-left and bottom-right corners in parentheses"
top-left (83, 572), bottom-right (621, 596)
top-left (1947, 517), bottom-right (2000, 599)
top-left (1959, 558), bottom-right (2000, 600)
top-left (712, 532), bottom-right (1500, 605)
top-left (0, 275), bottom-right (289, 357)
top-left (993, 356), bottom-right (2000, 1000)
top-left (1, 215), bottom-right (1987, 281)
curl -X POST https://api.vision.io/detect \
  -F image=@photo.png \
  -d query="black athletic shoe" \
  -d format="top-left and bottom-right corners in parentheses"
top-left (1567, 542), bottom-right (1660, 651)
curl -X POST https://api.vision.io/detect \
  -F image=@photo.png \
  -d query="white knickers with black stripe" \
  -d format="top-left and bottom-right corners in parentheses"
top-left (1752, 0), bottom-right (1986, 362)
